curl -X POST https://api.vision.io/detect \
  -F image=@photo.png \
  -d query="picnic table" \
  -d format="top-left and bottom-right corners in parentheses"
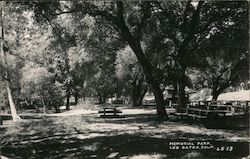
top-left (98, 107), bottom-right (123, 118)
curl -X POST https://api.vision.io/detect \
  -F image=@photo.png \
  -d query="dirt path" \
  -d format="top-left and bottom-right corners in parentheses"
top-left (47, 105), bottom-right (156, 117)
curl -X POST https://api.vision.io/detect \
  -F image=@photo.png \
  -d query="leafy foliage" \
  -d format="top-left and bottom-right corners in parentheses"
top-left (0, 1), bottom-right (248, 116)
top-left (20, 63), bottom-right (64, 110)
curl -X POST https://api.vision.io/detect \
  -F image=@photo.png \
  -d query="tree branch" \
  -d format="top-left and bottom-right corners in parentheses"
top-left (178, 1), bottom-right (204, 65)
top-left (181, 0), bottom-right (192, 33)
top-left (53, 9), bottom-right (116, 22)
top-left (137, 1), bottom-right (151, 40)
top-left (152, 1), bottom-right (181, 48)
top-left (34, 2), bottom-right (117, 29)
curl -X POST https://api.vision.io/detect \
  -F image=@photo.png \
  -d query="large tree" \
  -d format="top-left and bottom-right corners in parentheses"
top-left (25, 1), bottom-right (248, 119)
top-left (29, 1), bottom-right (169, 119)
top-left (203, 8), bottom-right (248, 100)
top-left (187, 1), bottom-right (249, 100)
top-left (145, 1), bottom-right (248, 109)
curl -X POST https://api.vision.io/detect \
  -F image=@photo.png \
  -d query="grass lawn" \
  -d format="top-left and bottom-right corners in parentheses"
top-left (1, 106), bottom-right (249, 159)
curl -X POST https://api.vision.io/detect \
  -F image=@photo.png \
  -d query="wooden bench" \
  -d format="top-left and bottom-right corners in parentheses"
top-left (25, 109), bottom-right (37, 114)
top-left (98, 107), bottom-right (122, 118)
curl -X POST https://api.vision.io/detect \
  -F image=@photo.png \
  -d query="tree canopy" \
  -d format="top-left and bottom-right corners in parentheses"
top-left (0, 1), bottom-right (248, 120)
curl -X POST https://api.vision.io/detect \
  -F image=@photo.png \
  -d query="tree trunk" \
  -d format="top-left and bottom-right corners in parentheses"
top-left (131, 80), bottom-right (147, 107)
top-left (73, 89), bottom-right (79, 105)
top-left (131, 80), bottom-right (141, 107)
top-left (74, 93), bottom-right (78, 105)
top-left (177, 81), bottom-right (186, 112)
top-left (66, 88), bottom-right (70, 110)
top-left (129, 48), bottom-right (167, 118)
top-left (172, 83), bottom-right (178, 103)
top-left (151, 83), bottom-right (168, 120)
top-left (115, 3), bottom-right (167, 119)
top-left (176, 70), bottom-right (187, 112)
top-left (212, 82), bottom-right (230, 101)
top-left (0, 5), bottom-right (21, 122)
top-left (131, 94), bottom-right (140, 107)
top-left (54, 105), bottom-right (60, 113)
top-left (83, 90), bottom-right (86, 101)
top-left (138, 86), bottom-right (147, 106)
top-left (56, 27), bottom-right (71, 111)
top-left (212, 91), bottom-right (220, 101)
top-left (0, 113), bottom-right (2, 125)
top-left (131, 93), bottom-right (144, 107)
top-left (6, 82), bottom-right (21, 121)
top-left (97, 92), bottom-right (105, 104)
top-left (0, 101), bottom-right (2, 125)
top-left (65, 80), bottom-right (71, 110)
top-left (98, 97), bottom-right (105, 104)
top-left (41, 97), bottom-right (46, 114)
top-left (211, 77), bottom-right (220, 101)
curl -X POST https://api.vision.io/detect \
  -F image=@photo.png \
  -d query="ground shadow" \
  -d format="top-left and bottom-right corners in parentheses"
top-left (1, 113), bottom-right (249, 159)
top-left (2, 134), bottom-right (249, 159)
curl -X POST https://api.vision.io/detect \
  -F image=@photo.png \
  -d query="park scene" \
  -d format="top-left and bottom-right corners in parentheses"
top-left (0, 1), bottom-right (249, 159)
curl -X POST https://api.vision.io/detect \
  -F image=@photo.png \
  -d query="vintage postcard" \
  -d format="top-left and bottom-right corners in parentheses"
top-left (0, 1), bottom-right (249, 158)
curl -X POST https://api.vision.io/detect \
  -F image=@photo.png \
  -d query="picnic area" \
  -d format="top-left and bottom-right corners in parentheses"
top-left (1, 103), bottom-right (249, 159)
top-left (0, 1), bottom-right (249, 158)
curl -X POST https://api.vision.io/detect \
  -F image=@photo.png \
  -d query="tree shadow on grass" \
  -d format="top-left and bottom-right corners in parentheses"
top-left (1, 114), bottom-right (249, 159)
top-left (2, 134), bottom-right (249, 159)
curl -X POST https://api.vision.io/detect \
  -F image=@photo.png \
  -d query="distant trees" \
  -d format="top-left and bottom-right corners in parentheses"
top-left (116, 45), bottom-right (147, 106)
top-left (84, 22), bottom-right (123, 104)
top-left (20, 63), bottom-right (64, 113)
top-left (67, 46), bottom-right (93, 104)
top-left (30, 6), bottom-right (95, 109)
top-left (0, 2), bottom-right (22, 121)
top-left (1, 2), bottom-right (68, 115)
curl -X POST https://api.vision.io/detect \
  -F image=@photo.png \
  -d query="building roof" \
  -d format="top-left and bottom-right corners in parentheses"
top-left (217, 90), bottom-right (250, 101)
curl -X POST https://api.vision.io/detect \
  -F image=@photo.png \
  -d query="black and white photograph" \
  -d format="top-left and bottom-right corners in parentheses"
top-left (0, 0), bottom-right (249, 158)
